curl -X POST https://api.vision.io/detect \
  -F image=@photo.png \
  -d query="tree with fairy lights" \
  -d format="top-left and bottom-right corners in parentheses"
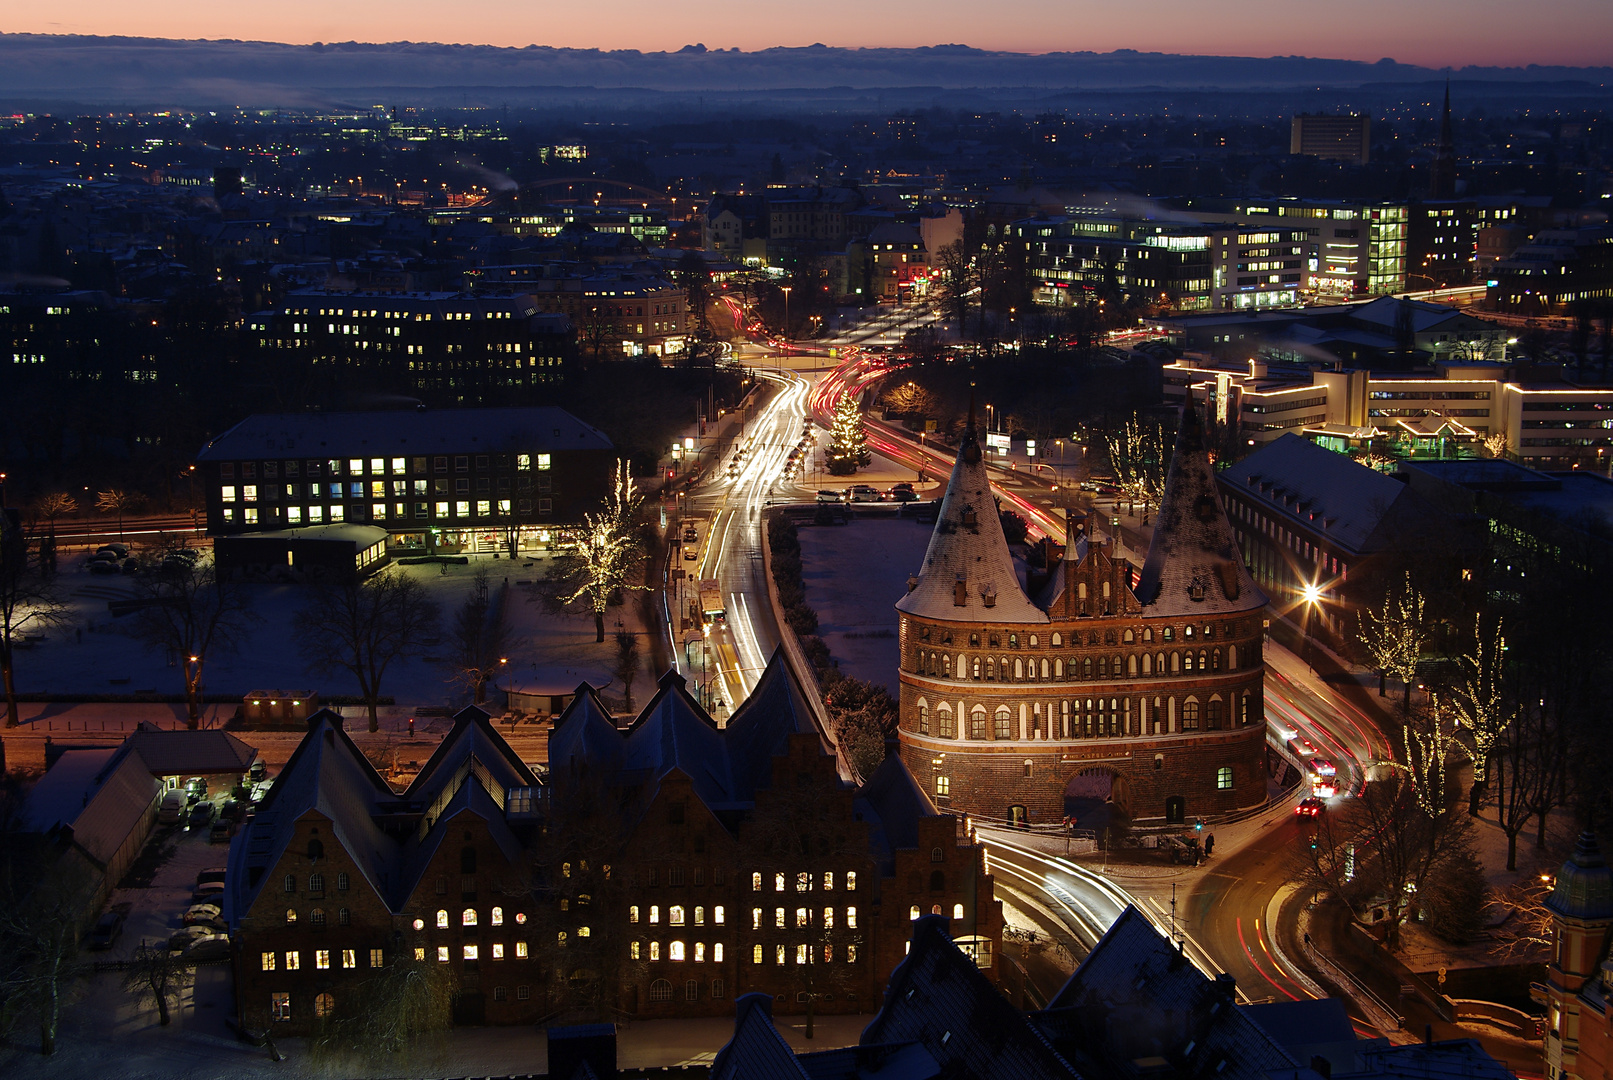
top-left (826, 395), bottom-right (870, 476)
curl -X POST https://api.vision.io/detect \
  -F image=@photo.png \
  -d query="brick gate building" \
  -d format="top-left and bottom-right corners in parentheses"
top-left (895, 403), bottom-right (1270, 827)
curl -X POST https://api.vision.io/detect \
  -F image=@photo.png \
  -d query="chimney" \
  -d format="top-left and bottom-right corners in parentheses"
top-left (906, 575), bottom-right (919, 594)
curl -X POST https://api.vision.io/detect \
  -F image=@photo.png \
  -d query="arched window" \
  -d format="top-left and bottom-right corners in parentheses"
top-left (1098, 656), bottom-right (1109, 678)
top-left (937, 703), bottom-right (955, 738)
top-left (750, 872), bottom-right (762, 891)
top-left (1182, 700), bottom-right (1201, 730)
top-left (930, 870), bottom-right (946, 892)
top-left (1029, 635), bottom-right (1039, 646)
top-left (972, 657), bottom-right (981, 680)
top-left (336, 872), bottom-right (349, 891)
top-left (985, 657), bottom-right (995, 681)
top-left (670, 906), bottom-right (685, 926)
top-left (1212, 648), bottom-right (1223, 672)
top-left (461, 847), bottom-right (476, 874)
top-left (1143, 653), bottom-right (1153, 675)
top-left (1183, 652), bottom-right (1195, 672)
top-left (1014, 658), bottom-right (1023, 680)
top-left (314, 992), bottom-right (335, 1019)
top-left (669, 941), bottom-right (685, 961)
top-left (1128, 654), bottom-right (1138, 675)
top-left (931, 846), bottom-right (945, 863)
top-left (462, 908), bottom-right (477, 927)
top-left (1207, 699), bottom-right (1224, 729)
top-left (306, 838), bottom-right (324, 860)
top-left (436, 909), bottom-right (449, 929)
top-left (993, 706), bottom-right (1012, 740)
top-left (695, 942), bottom-right (706, 962)
top-left (944, 654), bottom-right (953, 678)
top-left (1040, 658), bottom-right (1050, 679)
top-left (650, 979), bottom-right (673, 1002)
top-left (1172, 652), bottom-right (1182, 673)
top-left (1083, 656), bottom-right (1094, 678)
top-left (285, 908), bottom-right (297, 924)
top-left (775, 873), bottom-right (786, 892)
top-left (1229, 644), bottom-right (1238, 670)
top-left (1144, 628), bottom-right (1154, 642)
top-left (1052, 632), bottom-right (1062, 646)
top-left (1102, 581), bottom-right (1111, 600)
top-left (917, 699), bottom-right (930, 734)
top-left (1199, 650), bottom-right (1208, 671)
top-left (283, 874), bottom-right (296, 893)
top-left (953, 903), bottom-right (965, 919)
top-left (1055, 658), bottom-right (1065, 677)
top-left (910, 905), bottom-right (921, 921)
top-left (694, 906), bottom-right (705, 925)
top-left (491, 906), bottom-right (503, 926)
top-left (970, 707), bottom-right (987, 740)
top-left (309, 873), bottom-right (324, 893)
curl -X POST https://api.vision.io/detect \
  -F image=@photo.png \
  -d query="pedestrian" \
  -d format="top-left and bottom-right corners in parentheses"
top-left (1205, 833), bottom-right (1215, 857)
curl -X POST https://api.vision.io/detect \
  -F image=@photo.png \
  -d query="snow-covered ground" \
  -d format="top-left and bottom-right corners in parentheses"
top-left (9, 554), bottom-right (651, 715)
top-left (796, 518), bottom-right (932, 694)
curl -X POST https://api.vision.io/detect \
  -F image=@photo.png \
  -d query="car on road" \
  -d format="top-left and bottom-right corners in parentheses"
top-left (845, 485), bottom-right (882, 502)
top-left (885, 488), bottom-right (919, 502)
top-left (1295, 796), bottom-right (1327, 818)
top-left (87, 904), bottom-right (130, 950)
top-left (1308, 757), bottom-right (1336, 777)
top-left (815, 490), bottom-right (842, 503)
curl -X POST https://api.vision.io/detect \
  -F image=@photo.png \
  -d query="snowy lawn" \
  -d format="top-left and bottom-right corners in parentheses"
top-left (796, 518), bottom-right (932, 694)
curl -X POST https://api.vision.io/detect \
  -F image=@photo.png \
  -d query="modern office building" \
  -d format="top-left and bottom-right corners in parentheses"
top-left (246, 290), bottom-right (572, 403)
top-left (1290, 114), bottom-right (1372, 165)
top-left (1174, 198), bottom-right (1409, 298)
top-left (1487, 226), bottom-right (1613, 313)
top-left (195, 406), bottom-right (614, 555)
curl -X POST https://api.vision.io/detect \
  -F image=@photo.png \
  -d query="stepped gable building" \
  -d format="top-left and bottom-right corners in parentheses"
top-left (546, 651), bottom-right (1002, 1020)
top-left (1540, 832), bottom-right (1613, 1080)
top-left (226, 650), bottom-right (1000, 1033)
top-left (895, 401), bottom-right (1269, 827)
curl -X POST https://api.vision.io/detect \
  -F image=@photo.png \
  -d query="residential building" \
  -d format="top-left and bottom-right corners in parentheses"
top-left (246, 289), bottom-right (573, 403)
top-left (1487, 226), bottom-right (1613, 313)
top-left (520, 269), bottom-right (688, 358)
top-left (194, 406), bottom-right (614, 555)
top-left (1291, 113), bottom-right (1372, 165)
top-left (895, 403), bottom-right (1270, 828)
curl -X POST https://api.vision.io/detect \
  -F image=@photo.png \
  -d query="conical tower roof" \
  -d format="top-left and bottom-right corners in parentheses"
top-left (1547, 831), bottom-right (1613, 921)
top-left (1136, 401), bottom-right (1265, 618)
top-left (896, 423), bottom-right (1046, 624)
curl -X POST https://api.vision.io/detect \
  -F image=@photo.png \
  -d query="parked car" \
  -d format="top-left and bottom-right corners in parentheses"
top-left (183, 934), bottom-right (232, 963)
top-left (184, 777), bottom-right (208, 803)
top-left (87, 905), bottom-right (130, 951)
top-left (209, 820), bottom-right (234, 844)
top-left (247, 759), bottom-right (268, 783)
top-left (158, 790), bottom-right (187, 825)
top-left (169, 925), bottom-right (212, 952)
top-left (96, 543), bottom-right (129, 559)
top-left (196, 867), bottom-right (227, 889)
top-left (188, 801), bottom-right (216, 828)
top-left (220, 798), bottom-right (243, 822)
top-left (88, 559), bottom-right (121, 575)
top-left (845, 485), bottom-right (882, 503)
top-left (191, 882), bottom-right (225, 905)
top-left (184, 903), bottom-right (222, 925)
top-left (891, 482), bottom-right (915, 492)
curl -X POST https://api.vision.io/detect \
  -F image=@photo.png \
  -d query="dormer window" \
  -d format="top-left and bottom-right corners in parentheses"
top-left (961, 508), bottom-right (978, 527)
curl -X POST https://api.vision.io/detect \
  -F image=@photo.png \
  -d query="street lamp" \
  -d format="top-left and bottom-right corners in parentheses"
top-left (780, 286), bottom-right (792, 344)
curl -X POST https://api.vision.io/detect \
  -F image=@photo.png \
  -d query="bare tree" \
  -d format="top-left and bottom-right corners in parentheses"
top-left (129, 561), bottom-right (257, 728)
top-left (309, 954), bottom-right (454, 1061)
top-left (612, 630), bottom-right (641, 714)
top-left (447, 568), bottom-right (512, 705)
top-left (31, 493), bottom-right (77, 531)
top-left (94, 488), bottom-right (146, 540)
top-left (122, 941), bottom-right (192, 1027)
top-left (549, 460), bottom-right (648, 643)
top-left (1357, 572), bottom-right (1429, 706)
top-left (1448, 614), bottom-right (1508, 807)
top-left (295, 570), bottom-right (441, 732)
top-left (0, 850), bottom-right (95, 1054)
top-left (0, 515), bottom-right (71, 727)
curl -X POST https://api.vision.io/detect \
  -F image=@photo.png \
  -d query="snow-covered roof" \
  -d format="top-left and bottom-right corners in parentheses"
top-left (23, 746), bottom-right (162, 868)
top-left (896, 426), bottom-right (1048, 625)
top-left (1136, 403), bottom-right (1266, 619)
top-left (124, 723), bottom-right (259, 777)
top-left (197, 405), bottom-right (612, 461)
top-left (1218, 433), bottom-right (1419, 556)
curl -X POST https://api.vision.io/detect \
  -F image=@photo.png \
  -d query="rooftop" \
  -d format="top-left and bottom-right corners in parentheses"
top-left (197, 405), bottom-right (612, 461)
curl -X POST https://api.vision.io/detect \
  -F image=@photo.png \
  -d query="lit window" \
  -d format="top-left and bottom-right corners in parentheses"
top-left (714, 943), bottom-right (724, 962)
top-left (846, 906), bottom-right (857, 928)
top-left (414, 947), bottom-right (425, 961)
top-left (670, 941), bottom-right (685, 961)
top-left (751, 872), bottom-right (761, 891)
top-left (341, 949), bottom-right (356, 969)
top-left (285, 909), bottom-right (296, 924)
top-left (846, 872), bottom-right (857, 891)
top-left (437, 910), bottom-right (449, 929)
top-left (285, 951), bottom-right (300, 970)
top-left (670, 906), bottom-right (685, 927)
top-left (823, 907), bottom-right (834, 928)
top-left (775, 873), bottom-right (785, 892)
top-left (714, 905), bottom-right (725, 925)
top-left (911, 905), bottom-right (921, 921)
top-left (796, 907), bottom-right (808, 928)
top-left (536, 454), bottom-right (551, 471)
top-left (437, 947), bottom-right (449, 962)
top-left (261, 951), bottom-right (276, 971)
top-left (462, 908), bottom-right (477, 927)
top-left (953, 903), bottom-right (965, 919)
top-left (630, 941), bottom-right (641, 960)
top-left (753, 944), bottom-right (764, 964)
top-left (650, 941), bottom-right (661, 961)
top-left (796, 944), bottom-right (808, 965)
top-left (775, 908), bottom-right (785, 929)
top-left (221, 486), bottom-right (236, 502)
top-left (271, 992), bottom-right (290, 1022)
top-left (492, 943), bottom-right (504, 959)
top-left (776, 945), bottom-right (786, 965)
top-left (630, 906), bottom-right (640, 924)
top-left (695, 942), bottom-right (706, 962)
top-left (463, 944), bottom-right (478, 961)
top-left (515, 942), bottom-right (528, 958)
top-left (369, 948), bottom-right (384, 968)
top-left (1217, 766), bottom-right (1233, 790)
top-left (649, 906), bottom-right (659, 924)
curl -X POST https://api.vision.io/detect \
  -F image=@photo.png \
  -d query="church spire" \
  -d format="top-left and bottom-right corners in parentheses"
top-left (1431, 79), bottom-right (1457, 199)
top-left (1135, 398), bottom-right (1265, 618)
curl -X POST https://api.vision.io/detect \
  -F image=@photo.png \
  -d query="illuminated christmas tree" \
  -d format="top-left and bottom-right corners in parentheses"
top-left (827, 394), bottom-right (870, 475)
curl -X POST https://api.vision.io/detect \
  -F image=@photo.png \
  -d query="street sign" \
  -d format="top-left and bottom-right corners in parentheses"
top-left (1026, 440), bottom-right (1036, 457)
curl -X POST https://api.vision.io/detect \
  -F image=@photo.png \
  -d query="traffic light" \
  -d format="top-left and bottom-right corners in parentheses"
top-left (1194, 820), bottom-right (1204, 833)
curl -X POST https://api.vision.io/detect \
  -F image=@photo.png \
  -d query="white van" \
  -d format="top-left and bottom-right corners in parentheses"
top-left (158, 791), bottom-right (186, 825)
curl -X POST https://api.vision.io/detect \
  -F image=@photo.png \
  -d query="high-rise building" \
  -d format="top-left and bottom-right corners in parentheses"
top-left (1290, 114), bottom-right (1372, 165)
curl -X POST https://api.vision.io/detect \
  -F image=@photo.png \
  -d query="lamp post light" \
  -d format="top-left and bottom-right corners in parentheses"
top-left (780, 286), bottom-right (792, 343)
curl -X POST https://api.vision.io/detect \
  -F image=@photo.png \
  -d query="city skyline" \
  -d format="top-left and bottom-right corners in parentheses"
top-left (4, 0), bottom-right (1613, 71)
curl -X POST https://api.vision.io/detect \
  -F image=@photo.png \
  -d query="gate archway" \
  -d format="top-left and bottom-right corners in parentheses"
top-left (1063, 767), bottom-right (1131, 834)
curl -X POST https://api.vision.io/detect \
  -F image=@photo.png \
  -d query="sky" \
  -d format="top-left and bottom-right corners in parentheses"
top-left (4, 0), bottom-right (1612, 70)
